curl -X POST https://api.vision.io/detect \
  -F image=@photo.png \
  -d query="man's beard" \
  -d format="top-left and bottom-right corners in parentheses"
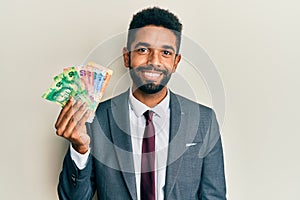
top-left (129, 65), bottom-right (172, 94)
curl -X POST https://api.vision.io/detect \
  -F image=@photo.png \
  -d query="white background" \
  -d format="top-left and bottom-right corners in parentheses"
top-left (1, 0), bottom-right (299, 199)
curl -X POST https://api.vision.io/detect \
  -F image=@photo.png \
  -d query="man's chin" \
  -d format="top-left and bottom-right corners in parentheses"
top-left (138, 83), bottom-right (165, 94)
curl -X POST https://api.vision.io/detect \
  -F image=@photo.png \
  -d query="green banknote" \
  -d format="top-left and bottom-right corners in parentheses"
top-left (42, 67), bottom-right (93, 109)
top-left (42, 73), bottom-right (76, 107)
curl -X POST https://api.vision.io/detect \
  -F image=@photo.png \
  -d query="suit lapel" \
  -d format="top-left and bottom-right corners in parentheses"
top-left (109, 90), bottom-right (137, 200)
top-left (165, 92), bottom-right (184, 199)
top-left (164, 92), bottom-right (200, 199)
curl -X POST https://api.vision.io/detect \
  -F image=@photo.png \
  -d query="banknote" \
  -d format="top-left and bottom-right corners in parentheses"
top-left (93, 68), bottom-right (106, 109)
top-left (42, 74), bottom-right (76, 107)
top-left (88, 62), bottom-right (113, 109)
top-left (77, 65), bottom-right (94, 104)
top-left (86, 65), bottom-right (95, 94)
top-left (61, 67), bottom-right (93, 110)
top-left (42, 62), bottom-right (113, 123)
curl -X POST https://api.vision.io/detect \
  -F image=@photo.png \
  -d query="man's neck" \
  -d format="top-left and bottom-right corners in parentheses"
top-left (132, 87), bottom-right (168, 108)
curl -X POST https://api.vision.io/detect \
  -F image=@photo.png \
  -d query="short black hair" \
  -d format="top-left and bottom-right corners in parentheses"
top-left (127, 7), bottom-right (183, 53)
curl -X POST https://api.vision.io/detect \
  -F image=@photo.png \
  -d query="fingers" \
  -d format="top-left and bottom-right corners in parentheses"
top-left (54, 98), bottom-right (92, 154)
top-left (55, 99), bottom-right (83, 136)
top-left (73, 102), bottom-right (88, 125)
top-left (55, 99), bottom-right (91, 139)
top-left (63, 103), bottom-right (88, 138)
top-left (65, 108), bottom-right (91, 151)
top-left (72, 109), bottom-right (91, 143)
top-left (78, 109), bottom-right (91, 127)
top-left (55, 97), bottom-right (73, 129)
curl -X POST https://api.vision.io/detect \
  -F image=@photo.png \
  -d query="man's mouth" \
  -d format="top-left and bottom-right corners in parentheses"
top-left (142, 70), bottom-right (162, 80)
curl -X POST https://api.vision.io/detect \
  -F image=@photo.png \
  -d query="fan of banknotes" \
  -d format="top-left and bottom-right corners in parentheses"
top-left (42, 62), bottom-right (113, 122)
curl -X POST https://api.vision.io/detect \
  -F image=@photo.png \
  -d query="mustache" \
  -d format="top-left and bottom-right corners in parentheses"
top-left (129, 65), bottom-right (168, 75)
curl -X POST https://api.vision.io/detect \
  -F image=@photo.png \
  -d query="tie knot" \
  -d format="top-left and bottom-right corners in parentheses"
top-left (143, 110), bottom-right (154, 123)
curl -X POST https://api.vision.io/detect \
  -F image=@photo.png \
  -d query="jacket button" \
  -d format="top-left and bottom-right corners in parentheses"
top-left (71, 174), bottom-right (76, 186)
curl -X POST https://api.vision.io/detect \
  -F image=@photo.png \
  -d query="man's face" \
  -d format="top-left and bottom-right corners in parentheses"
top-left (123, 25), bottom-right (181, 94)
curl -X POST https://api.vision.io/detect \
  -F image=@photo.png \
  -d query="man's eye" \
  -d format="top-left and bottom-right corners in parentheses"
top-left (137, 48), bottom-right (148, 53)
top-left (163, 50), bottom-right (172, 56)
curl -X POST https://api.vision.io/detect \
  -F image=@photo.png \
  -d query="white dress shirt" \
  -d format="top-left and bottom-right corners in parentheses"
top-left (70, 88), bottom-right (170, 200)
top-left (129, 89), bottom-right (170, 200)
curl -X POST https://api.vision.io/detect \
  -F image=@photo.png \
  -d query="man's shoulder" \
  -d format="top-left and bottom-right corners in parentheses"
top-left (96, 90), bottom-right (128, 111)
top-left (170, 91), bottom-right (213, 113)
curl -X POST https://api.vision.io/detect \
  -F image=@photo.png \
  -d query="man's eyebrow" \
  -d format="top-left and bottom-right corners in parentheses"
top-left (133, 42), bottom-right (176, 52)
top-left (162, 45), bottom-right (175, 52)
top-left (133, 42), bottom-right (150, 49)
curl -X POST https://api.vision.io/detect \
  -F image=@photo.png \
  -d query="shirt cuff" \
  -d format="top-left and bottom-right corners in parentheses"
top-left (69, 143), bottom-right (90, 170)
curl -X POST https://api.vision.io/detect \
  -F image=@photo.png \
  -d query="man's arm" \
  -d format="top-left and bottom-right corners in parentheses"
top-left (199, 110), bottom-right (227, 200)
top-left (58, 148), bottom-right (96, 200)
top-left (55, 98), bottom-right (96, 199)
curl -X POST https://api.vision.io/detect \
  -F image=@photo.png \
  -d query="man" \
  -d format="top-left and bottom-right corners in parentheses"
top-left (56, 7), bottom-right (226, 200)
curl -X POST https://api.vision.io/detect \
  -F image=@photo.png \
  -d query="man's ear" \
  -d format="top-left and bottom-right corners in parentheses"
top-left (123, 47), bottom-right (130, 68)
top-left (172, 54), bottom-right (181, 72)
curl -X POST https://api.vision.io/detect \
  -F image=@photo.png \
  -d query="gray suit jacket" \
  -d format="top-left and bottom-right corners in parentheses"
top-left (58, 90), bottom-right (226, 200)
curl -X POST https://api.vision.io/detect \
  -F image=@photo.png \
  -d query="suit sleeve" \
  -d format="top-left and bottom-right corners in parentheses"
top-left (57, 148), bottom-right (96, 200)
top-left (199, 110), bottom-right (227, 200)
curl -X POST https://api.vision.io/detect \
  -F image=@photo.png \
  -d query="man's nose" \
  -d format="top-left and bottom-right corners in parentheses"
top-left (147, 50), bottom-right (161, 67)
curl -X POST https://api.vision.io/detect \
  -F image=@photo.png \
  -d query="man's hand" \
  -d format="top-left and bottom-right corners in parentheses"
top-left (55, 98), bottom-right (91, 154)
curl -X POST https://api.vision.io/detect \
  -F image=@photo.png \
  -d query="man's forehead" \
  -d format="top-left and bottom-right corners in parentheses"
top-left (130, 25), bottom-right (177, 48)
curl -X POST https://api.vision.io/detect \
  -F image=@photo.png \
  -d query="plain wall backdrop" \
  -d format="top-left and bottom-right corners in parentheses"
top-left (1, 0), bottom-right (299, 199)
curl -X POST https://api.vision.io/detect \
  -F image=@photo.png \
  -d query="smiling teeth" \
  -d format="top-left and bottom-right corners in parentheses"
top-left (144, 72), bottom-right (160, 77)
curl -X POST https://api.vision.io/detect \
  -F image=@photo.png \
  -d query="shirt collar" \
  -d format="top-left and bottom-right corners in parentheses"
top-left (129, 87), bottom-right (170, 118)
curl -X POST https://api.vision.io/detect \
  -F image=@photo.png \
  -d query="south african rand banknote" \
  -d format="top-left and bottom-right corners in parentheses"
top-left (88, 62), bottom-right (113, 110)
top-left (42, 63), bottom-right (113, 123)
